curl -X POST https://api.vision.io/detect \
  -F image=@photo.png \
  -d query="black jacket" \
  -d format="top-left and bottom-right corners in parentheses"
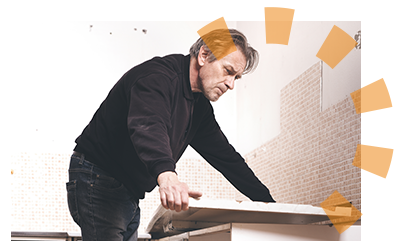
top-left (74, 54), bottom-right (275, 202)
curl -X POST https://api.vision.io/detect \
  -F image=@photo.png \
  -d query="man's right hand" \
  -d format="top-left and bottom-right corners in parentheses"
top-left (157, 171), bottom-right (202, 212)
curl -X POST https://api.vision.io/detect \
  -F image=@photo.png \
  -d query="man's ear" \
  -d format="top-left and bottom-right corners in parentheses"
top-left (198, 45), bottom-right (209, 66)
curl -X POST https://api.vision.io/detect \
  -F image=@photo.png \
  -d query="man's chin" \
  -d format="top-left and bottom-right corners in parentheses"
top-left (203, 91), bottom-right (221, 102)
top-left (208, 95), bottom-right (220, 102)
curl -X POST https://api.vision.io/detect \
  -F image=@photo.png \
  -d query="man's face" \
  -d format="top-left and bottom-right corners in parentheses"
top-left (197, 49), bottom-right (246, 102)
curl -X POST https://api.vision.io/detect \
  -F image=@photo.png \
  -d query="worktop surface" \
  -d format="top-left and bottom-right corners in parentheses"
top-left (146, 199), bottom-right (333, 239)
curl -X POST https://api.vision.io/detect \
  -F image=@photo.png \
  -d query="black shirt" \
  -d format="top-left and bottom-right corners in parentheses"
top-left (74, 54), bottom-right (275, 202)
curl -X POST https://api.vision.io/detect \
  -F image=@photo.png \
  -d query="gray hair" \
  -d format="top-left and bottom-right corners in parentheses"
top-left (189, 28), bottom-right (259, 75)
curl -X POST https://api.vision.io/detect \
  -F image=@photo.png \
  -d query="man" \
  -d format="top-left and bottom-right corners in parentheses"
top-left (67, 28), bottom-right (275, 241)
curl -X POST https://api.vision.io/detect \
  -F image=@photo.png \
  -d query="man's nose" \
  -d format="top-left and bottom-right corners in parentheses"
top-left (225, 76), bottom-right (235, 90)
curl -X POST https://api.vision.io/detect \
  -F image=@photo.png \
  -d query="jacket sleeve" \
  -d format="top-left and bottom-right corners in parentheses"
top-left (190, 103), bottom-right (275, 202)
top-left (127, 74), bottom-right (176, 179)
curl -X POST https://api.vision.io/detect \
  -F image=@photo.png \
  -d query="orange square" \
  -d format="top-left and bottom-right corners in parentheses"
top-left (264, 7), bottom-right (295, 45)
top-left (197, 17), bottom-right (237, 60)
top-left (351, 78), bottom-right (392, 114)
top-left (361, 77), bottom-right (393, 113)
top-left (353, 144), bottom-right (394, 178)
top-left (320, 191), bottom-right (362, 234)
top-left (316, 25), bottom-right (357, 69)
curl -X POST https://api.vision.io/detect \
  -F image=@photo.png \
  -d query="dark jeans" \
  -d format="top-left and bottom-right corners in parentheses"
top-left (66, 153), bottom-right (140, 241)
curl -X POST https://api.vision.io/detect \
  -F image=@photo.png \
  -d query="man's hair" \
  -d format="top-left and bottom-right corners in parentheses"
top-left (189, 28), bottom-right (259, 75)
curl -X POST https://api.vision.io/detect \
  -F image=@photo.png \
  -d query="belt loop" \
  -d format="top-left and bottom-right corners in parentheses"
top-left (79, 153), bottom-right (85, 165)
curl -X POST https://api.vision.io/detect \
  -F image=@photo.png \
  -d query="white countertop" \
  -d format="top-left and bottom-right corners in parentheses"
top-left (146, 198), bottom-right (334, 239)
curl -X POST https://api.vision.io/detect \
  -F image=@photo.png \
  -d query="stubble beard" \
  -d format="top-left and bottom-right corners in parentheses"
top-left (197, 75), bottom-right (220, 102)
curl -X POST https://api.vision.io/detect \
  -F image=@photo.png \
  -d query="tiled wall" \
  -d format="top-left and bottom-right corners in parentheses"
top-left (10, 61), bottom-right (361, 235)
top-left (237, 61), bottom-right (361, 212)
top-left (10, 152), bottom-right (80, 232)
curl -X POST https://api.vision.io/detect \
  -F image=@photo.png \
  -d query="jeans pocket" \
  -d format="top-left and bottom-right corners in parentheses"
top-left (94, 174), bottom-right (124, 191)
top-left (66, 180), bottom-right (80, 226)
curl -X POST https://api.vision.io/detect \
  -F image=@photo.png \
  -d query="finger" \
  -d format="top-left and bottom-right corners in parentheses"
top-left (174, 190), bottom-right (182, 212)
top-left (167, 192), bottom-right (175, 211)
top-left (160, 191), bottom-right (168, 209)
top-left (181, 191), bottom-right (189, 211)
top-left (188, 190), bottom-right (203, 199)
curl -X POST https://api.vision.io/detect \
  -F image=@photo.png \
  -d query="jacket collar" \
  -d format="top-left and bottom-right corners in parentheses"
top-left (183, 54), bottom-right (194, 101)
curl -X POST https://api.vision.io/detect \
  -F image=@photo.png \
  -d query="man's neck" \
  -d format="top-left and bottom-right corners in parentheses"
top-left (189, 57), bottom-right (201, 93)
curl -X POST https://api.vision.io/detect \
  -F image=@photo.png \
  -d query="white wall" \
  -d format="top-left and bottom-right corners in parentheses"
top-left (3, 21), bottom-right (238, 160)
top-left (5, 21), bottom-right (148, 154)
top-left (235, 21), bottom-right (361, 155)
top-left (321, 22), bottom-right (361, 110)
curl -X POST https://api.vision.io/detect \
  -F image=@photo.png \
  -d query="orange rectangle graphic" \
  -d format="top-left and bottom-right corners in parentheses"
top-left (264, 7), bottom-right (295, 45)
top-left (316, 25), bottom-right (357, 69)
top-left (197, 17), bottom-right (237, 60)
